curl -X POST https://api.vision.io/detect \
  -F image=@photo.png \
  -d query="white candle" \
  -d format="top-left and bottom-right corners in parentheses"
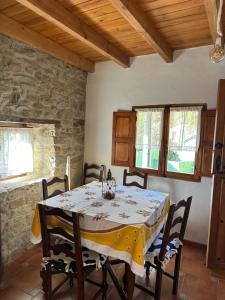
top-left (66, 155), bottom-right (71, 190)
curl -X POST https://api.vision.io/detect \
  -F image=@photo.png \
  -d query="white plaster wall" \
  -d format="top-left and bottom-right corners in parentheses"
top-left (85, 46), bottom-right (225, 245)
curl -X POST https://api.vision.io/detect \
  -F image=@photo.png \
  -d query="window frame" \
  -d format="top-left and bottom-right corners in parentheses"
top-left (131, 103), bottom-right (207, 182)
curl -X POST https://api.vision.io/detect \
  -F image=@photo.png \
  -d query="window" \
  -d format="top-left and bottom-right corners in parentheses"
top-left (166, 107), bottom-right (202, 176)
top-left (135, 108), bottom-right (164, 170)
top-left (0, 122), bottom-right (56, 181)
top-left (0, 127), bottom-right (33, 180)
top-left (112, 104), bottom-right (213, 181)
top-left (133, 105), bottom-right (204, 180)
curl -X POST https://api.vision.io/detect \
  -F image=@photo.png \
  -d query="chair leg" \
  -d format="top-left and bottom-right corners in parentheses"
top-left (155, 265), bottom-right (163, 300)
top-left (41, 267), bottom-right (52, 300)
top-left (124, 263), bottom-right (135, 300)
top-left (69, 276), bottom-right (74, 288)
top-left (102, 264), bottom-right (108, 300)
top-left (173, 250), bottom-right (181, 295)
top-left (77, 270), bottom-right (85, 300)
top-left (145, 261), bottom-right (151, 278)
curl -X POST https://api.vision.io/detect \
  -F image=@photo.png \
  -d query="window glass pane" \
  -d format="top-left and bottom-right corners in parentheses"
top-left (167, 107), bottom-right (202, 175)
top-left (135, 109), bottom-right (164, 170)
top-left (0, 128), bottom-right (33, 179)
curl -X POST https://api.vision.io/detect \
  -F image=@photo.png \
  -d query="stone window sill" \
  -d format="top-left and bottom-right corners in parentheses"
top-left (0, 176), bottom-right (50, 193)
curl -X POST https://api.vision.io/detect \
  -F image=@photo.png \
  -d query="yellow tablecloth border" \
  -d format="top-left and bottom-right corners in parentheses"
top-left (32, 198), bottom-right (170, 269)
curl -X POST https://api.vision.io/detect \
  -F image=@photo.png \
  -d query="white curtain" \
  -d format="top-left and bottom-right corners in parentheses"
top-left (135, 108), bottom-right (164, 168)
top-left (0, 128), bottom-right (33, 179)
top-left (168, 106), bottom-right (202, 152)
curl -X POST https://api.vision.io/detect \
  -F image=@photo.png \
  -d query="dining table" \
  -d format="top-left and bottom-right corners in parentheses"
top-left (31, 181), bottom-right (170, 299)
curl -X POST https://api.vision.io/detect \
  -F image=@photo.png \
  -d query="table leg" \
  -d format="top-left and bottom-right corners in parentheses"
top-left (124, 263), bottom-right (135, 300)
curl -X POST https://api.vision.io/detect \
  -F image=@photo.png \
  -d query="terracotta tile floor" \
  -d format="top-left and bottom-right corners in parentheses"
top-left (0, 244), bottom-right (224, 299)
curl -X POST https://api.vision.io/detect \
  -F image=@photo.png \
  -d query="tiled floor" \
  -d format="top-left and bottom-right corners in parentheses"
top-left (0, 244), bottom-right (224, 299)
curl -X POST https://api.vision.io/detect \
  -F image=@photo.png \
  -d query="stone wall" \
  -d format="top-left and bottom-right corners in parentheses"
top-left (0, 34), bottom-right (87, 263)
top-left (0, 182), bottom-right (42, 263)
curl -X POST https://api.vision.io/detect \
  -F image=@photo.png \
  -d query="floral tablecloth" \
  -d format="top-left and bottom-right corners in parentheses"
top-left (31, 181), bottom-right (170, 276)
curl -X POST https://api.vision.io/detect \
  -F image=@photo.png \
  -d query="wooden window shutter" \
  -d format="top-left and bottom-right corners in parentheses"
top-left (201, 109), bottom-right (216, 177)
top-left (111, 111), bottom-right (136, 167)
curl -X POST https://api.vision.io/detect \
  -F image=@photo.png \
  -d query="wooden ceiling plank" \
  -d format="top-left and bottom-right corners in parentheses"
top-left (204, 0), bottom-right (217, 42)
top-left (2, 3), bottom-right (28, 17)
top-left (0, 12), bottom-right (94, 73)
top-left (109, 0), bottom-right (173, 62)
top-left (143, 1), bottom-right (205, 15)
top-left (140, 0), bottom-right (189, 11)
top-left (15, 0), bottom-right (130, 67)
top-left (58, 0), bottom-right (108, 12)
top-left (0, 0), bottom-right (15, 10)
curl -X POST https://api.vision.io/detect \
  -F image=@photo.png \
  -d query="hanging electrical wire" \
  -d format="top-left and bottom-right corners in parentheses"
top-left (217, 0), bottom-right (224, 37)
top-left (209, 0), bottom-right (224, 63)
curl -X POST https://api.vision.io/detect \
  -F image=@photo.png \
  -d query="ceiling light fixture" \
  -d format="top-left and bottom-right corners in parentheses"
top-left (209, 0), bottom-right (224, 63)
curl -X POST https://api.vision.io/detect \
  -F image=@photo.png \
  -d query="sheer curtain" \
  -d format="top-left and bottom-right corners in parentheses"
top-left (168, 106), bottom-right (202, 152)
top-left (0, 128), bottom-right (33, 179)
top-left (135, 108), bottom-right (164, 169)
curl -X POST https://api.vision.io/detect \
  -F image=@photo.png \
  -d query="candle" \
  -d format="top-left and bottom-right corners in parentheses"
top-left (66, 155), bottom-right (71, 190)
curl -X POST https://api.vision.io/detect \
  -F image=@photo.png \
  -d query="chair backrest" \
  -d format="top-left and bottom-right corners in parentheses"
top-left (123, 169), bottom-right (148, 189)
top-left (82, 163), bottom-right (105, 185)
top-left (158, 196), bottom-right (192, 262)
top-left (42, 175), bottom-right (69, 200)
top-left (38, 204), bottom-right (83, 268)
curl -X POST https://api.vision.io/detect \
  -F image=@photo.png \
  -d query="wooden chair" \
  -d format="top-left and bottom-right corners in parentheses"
top-left (38, 204), bottom-right (108, 300)
top-left (123, 169), bottom-right (148, 189)
top-left (135, 196), bottom-right (192, 300)
top-left (82, 163), bottom-right (105, 185)
top-left (42, 175), bottom-right (69, 200)
top-left (110, 170), bottom-right (148, 269)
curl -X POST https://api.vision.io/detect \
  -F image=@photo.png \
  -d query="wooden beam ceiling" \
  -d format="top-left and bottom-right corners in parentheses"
top-left (109, 0), bottom-right (173, 62)
top-left (15, 0), bottom-right (130, 68)
top-left (204, 0), bottom-right (218, 42)
top-left (0, 12), bottom-right (94, 72)
top-left (0, 1), bottom-right (213, 67)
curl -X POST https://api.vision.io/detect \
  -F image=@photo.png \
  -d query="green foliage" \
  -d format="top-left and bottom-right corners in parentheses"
top-left (168, 150), bottom-right (180, 162)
